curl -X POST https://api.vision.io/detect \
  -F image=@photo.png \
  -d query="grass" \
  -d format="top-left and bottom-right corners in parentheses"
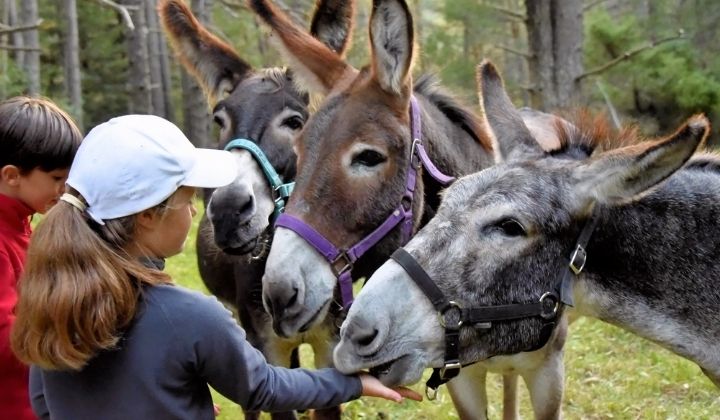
top-left (166, 208), bottom-right (720, 419)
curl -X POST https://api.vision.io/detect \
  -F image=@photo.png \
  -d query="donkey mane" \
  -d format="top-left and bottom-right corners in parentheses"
top-left (686, 151), bottom-right (720, 172)
top-left (414, 74), bottom-right (493, 151)
top-left (550, 110), bottom-right (641, 159)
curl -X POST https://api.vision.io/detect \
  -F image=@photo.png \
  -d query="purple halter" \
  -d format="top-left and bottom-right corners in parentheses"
top-left (275, 96), bottom-right (455, 310)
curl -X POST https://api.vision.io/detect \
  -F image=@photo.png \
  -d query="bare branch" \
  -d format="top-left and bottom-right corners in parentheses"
top-left (96, 0), bottom-right (137, 30)
top-left (595, 80), bottom-right (621, 129)
top-left (0, 20), bottom-right (43, 35)
top-left (578, 31), bottom-right (685, 81)
top-left (494, 44), bottom-right (532, 59)
top-left (488, 4), bottom-right (526, 21)
top-left (584, 0), bottom-right (608, 12)
top-left (0, 44), bottom-right (42, 52)
top-left (218, 0), bottom-right (247, 11)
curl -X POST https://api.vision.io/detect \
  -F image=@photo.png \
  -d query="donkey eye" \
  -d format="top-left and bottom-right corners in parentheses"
top-left (282, 116), bottom-right (304, 130)
top-left (213, 114), bottom-right (225, 129)
top-left (352, 150), bottom-right (386, 167)
top-left (487, 218), bottom-right (526, 237)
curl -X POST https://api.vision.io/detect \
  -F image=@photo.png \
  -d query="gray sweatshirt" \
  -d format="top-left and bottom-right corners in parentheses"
top-left (29, 284), bottom-right (362, 419)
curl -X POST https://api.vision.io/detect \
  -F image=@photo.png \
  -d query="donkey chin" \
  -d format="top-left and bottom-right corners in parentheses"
top-left (334, 345), bottom-right (430, 387)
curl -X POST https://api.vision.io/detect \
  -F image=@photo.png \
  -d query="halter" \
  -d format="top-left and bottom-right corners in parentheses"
top-left (224, 139), bottom-right (295, 222)
top-left (389, 205), bottom-right (601, 399)
top-left (275, 96), bottom-right (455, 310)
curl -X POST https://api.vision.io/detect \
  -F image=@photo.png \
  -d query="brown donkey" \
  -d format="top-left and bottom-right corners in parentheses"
top-left (251, 0), bottom-right (570, 418)
top-left (159, 1), bottom-right (354, 419)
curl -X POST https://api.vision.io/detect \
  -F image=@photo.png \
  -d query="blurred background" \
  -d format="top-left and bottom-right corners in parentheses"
top-left (2, 0), bottom-right (719, 143)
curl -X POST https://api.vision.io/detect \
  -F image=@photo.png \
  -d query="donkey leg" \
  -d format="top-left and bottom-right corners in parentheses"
top-left (522, 319), bottom-right (568, 420)
top-left (447, 364), bottom-right (489, 420)
top-left (263, 336), bottom-right (301, 420)
top-left (701, 367), bottom-right (720, 388)
top-left (309, 333), bottom-right (342, 420)
top-left (501, 374), bottom-right (520, 420)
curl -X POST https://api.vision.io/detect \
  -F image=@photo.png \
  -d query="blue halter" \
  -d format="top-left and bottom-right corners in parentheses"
top-left (224, 139), bottom-right (295, 222)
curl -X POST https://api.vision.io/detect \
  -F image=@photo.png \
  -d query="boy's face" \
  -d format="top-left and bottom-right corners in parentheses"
top-left (17, 167), bottom-right (69, 214)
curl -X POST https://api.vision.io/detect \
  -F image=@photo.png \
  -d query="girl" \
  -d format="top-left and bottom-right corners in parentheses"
top-left (11, 115), bottom-right (420, 419)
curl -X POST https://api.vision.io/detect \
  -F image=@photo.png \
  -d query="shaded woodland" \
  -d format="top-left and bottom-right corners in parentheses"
top-left (2, 0), bottom-right (718, 143)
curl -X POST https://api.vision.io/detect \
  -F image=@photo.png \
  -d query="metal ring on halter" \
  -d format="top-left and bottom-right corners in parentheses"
top-left (438, 301), bottom-right (463, 329)
top-left (539, 292), bottom-right (560, 320)
top-left (425, 385), bottom-right (439, 401)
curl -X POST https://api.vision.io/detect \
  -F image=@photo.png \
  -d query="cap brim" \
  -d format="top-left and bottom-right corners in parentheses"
top-left (183, 149), bottom-right (238, 188)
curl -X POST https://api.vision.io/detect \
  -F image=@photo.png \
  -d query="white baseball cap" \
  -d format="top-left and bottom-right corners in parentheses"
top-left (66, 114), bottom-right (237, 225)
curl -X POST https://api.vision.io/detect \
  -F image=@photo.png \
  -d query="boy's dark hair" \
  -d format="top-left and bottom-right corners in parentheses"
top-left (0, 96), bottom-right (83, 173)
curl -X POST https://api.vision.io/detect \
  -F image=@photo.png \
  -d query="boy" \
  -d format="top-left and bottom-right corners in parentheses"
top-left (0, 96), bottom-right (82, 419)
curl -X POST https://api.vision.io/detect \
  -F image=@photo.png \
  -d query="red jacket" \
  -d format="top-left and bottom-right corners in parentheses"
top-left (0, 193), bottom-right (36, 420)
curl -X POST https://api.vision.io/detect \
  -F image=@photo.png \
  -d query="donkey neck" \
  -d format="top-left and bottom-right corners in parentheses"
top-left (574, 169), bottom-right (720, 366)
top-left (414, 94), bottom-right (494, 226)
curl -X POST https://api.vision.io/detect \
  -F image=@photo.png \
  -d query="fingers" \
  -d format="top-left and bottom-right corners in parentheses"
top-left (394, 386), bottom-right (423, 402)
top-left (358, 372), bottom-right (422, 403)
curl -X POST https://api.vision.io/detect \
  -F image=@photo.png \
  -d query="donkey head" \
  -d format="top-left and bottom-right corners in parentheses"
top-left (333, 64), bottom-right (710, 386)
top-left (159, 0), bottom-right (353, 254)
top-left (251, 0), bottom-right (431, 337)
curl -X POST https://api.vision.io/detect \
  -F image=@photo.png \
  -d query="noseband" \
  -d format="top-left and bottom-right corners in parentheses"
top-left (224, 139), bottom-right (295, 223)
top-left (275, 96), bottom-right (455, 310)
top-left (390, 205), bottom-right (601, 399)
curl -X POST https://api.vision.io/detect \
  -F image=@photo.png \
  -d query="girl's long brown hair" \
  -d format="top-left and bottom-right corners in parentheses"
top-left (11, 191), bottom-right (172, 370)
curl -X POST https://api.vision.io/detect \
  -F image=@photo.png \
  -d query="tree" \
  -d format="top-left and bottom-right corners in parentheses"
top-left (58, 0), bottom-right (82, 127)
top-left (180, 0), bottom-right (212, 148)
top-left (525, 0), bottom-right (584, 110)
top-left (19, 0), bottom-right (40, 95)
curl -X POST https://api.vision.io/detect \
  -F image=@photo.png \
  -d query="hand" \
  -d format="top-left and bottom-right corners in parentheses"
top-left (358, 372), bottom-right (423, 403)
top-left (213, 403), bottom-right (221, 416)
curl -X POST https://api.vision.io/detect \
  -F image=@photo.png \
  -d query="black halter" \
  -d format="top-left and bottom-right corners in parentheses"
top-left (389, 205), bottom-right (601, 399)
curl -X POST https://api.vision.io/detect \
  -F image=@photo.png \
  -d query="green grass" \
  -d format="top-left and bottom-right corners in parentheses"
top-left (166, 209), bottom-right (720, 419)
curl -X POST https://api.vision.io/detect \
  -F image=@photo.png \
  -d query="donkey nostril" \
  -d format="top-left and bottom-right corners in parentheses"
top-left (236, 196), bottom-right (254, 218)
top-left (286, 287), bottom-right (298, 309)
top-left (357, 329), bottom-right (379, 348)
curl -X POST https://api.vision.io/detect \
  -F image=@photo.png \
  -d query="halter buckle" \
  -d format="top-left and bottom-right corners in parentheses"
top-left (410, 138), bottom-right (422, 168)
top-left (438, 301), bottom-right (463, 329)
top-left (439, 361), bottom-right (462, 378)
top-left (331, 252), bottom-right (353, 276)
top-left (569, 244), bottom-right (587, 275)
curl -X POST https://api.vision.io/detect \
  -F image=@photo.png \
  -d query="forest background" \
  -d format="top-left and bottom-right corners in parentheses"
top-left (2, 0), bottom-right (719, 145)
top-left (4, 0), bottom-right (720, 418)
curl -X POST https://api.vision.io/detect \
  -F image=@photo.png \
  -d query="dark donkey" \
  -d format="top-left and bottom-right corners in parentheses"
top-left (159, 1), bottom-right (354, 419)
top-left (336, 61), bottom-right (719, 410)
top-left (251, 0), bottom-right (570, 418)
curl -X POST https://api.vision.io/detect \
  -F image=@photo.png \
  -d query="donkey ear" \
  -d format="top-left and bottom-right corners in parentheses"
top-left (158, 0), bottom-right (252, 105)
top-left (250, 0), bottom-right (357, 95)
top-left (310, 0), bottom-right (355, 57)
top-left (369, 0), bottom-right (414, 96)
top-left (476, 60), bottom-right (543, 163)
top-left (572, 115), bottom-right (709, 207)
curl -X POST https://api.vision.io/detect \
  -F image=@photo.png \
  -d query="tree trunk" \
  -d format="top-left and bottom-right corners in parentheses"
top-left (19, 0), bottom-right (39, 95)
top-left (525, 0), bottom-right (584, 110)
top-left (181, 0), bottom-right (212, 148)
top-left (8, 0), bottom-right (23, 69)
top-left (124, 0), bottom-right (152, 114)
top-left (59, 0), bottom-right (82, 127)
top-left (144, 0), bottom-right (167, 118)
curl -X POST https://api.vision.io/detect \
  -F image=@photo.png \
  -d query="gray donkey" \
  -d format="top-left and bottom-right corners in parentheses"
top-left (334, 59), bottom-right (719, 408)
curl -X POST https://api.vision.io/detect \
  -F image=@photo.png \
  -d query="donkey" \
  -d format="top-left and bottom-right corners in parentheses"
top-left (159, 1), bottom-right (354, 419)
top-left (334, 60), bottom-right (719, 409)
top-left (251, 0), bottom-right (571, 418)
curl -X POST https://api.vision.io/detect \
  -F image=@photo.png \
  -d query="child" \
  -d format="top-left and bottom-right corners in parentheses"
top-left (11, 115), bottom-right (420, 419)
top-left (0, 96), bottom-right (83, 420)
